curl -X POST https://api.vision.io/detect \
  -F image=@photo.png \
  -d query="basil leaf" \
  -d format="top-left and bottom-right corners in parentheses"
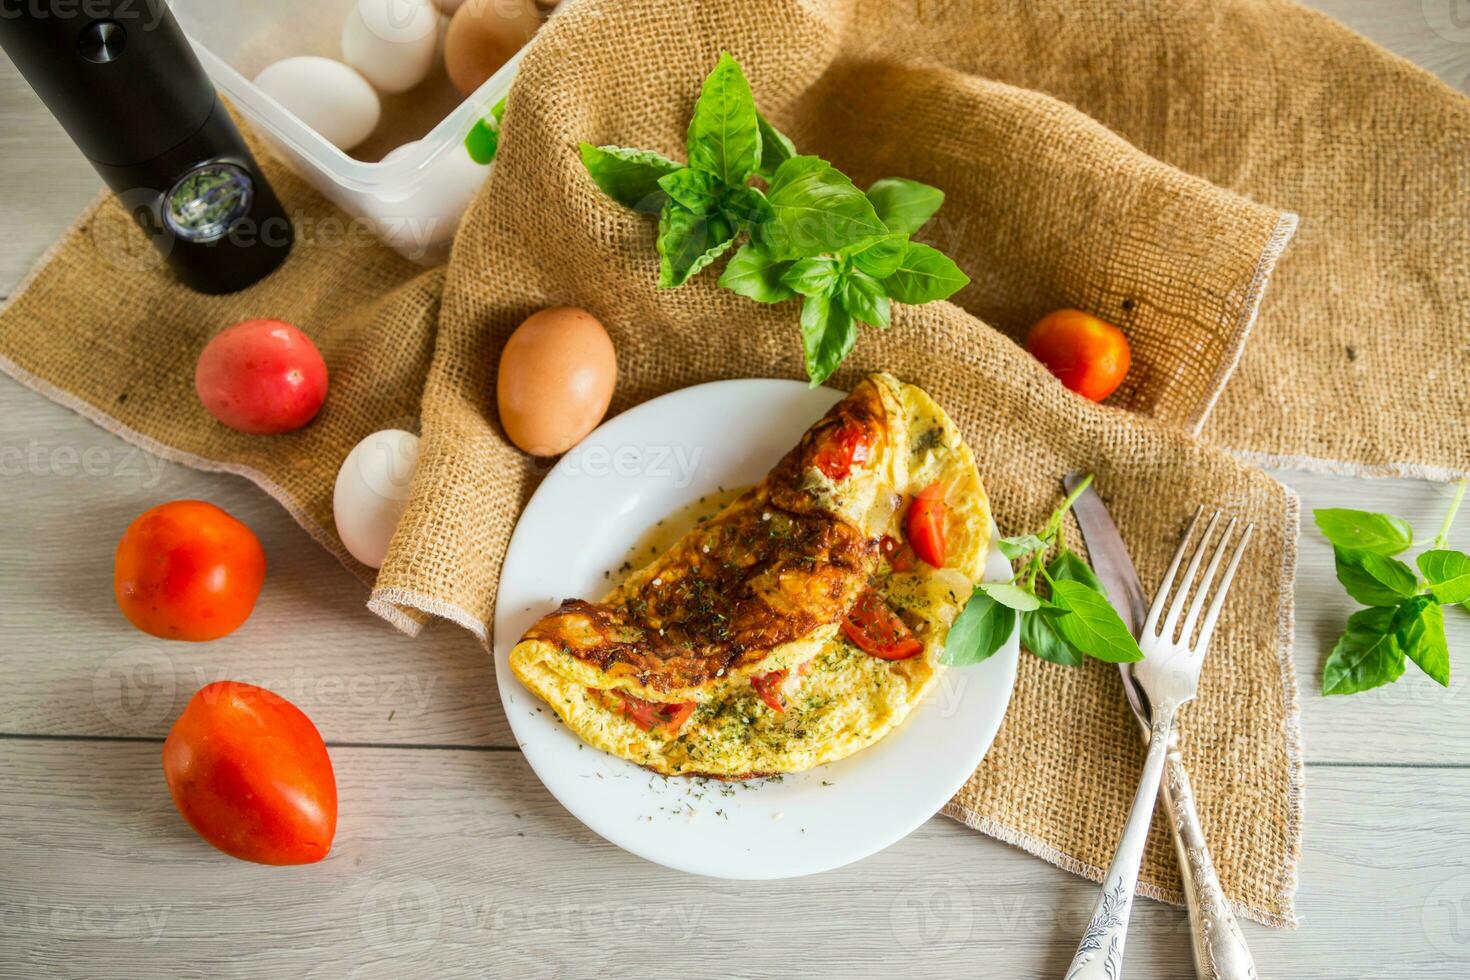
top-left (686, 51), bottom-right (761, 187)
top-left (1313, 508), bottom-right (1414, 556)
top-left (464, 118), bottom-right (499, 165)
top-left (491, 95), bottom-right (507, 124)
top-left (1048, 580), bottom-right (1144, 663)
top-left (720, 184), bottom-right (773, 231)
top-left (658, 167), bottom-right (723, 213)
top-left (657, 201), bottom-right (736, 288)
top-left (1021, 608), bottom-right (1084, 667)
top-left (844, 233), bottom-right (908, 279)
top-left (782, 257), bottom-right (842, 297)
top-left (978, 582), bottom-right (1040, 611)
top-left (580, 144), bottom-right (683, 214)
top-left (943, 589), bottom-right (1016, 666)
top-left (866, 177), bottom-right (945, 235)
top-left (1418, 549), bottom-right (1470, 604)
top-left (881, 241), bottom-right (970, 304)
top-left (761, 156), bottom-right (887, 259)
top-left (1048, 549), bottom-right (1108, 597)
top-left (1322, 606), bottom-right (1407, 695)
top-left (755, 113), bottom-right (796, 181)
top-left (1393, 596), bottom-right (1449, 686)
top-left (799, 293), bottom-right (857, 386)
top-left (840, 269), bottom-right (891, 329)
top-left (718, 243), bottom-right (795, 304)
top-left (998, 534), bottom-right (1046, 561)
top-left (1333, 547), bottom-right (1420, 607)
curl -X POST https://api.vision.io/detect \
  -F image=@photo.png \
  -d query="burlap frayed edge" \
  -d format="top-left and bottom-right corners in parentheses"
top-left (369, 585), bottom-right (485, 642)
top-left (1186, 212), bottom-right (1300, 436)
top-left (1273, 481), bottom-right (1306, 930)
top-left (937, 801), bottom-right (1299, 930)
top-left (1231, 448), bottom-right (1470, 484)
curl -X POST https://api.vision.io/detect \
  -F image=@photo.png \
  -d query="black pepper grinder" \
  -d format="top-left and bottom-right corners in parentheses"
top-left (0, 0), bottom-right (293, 294)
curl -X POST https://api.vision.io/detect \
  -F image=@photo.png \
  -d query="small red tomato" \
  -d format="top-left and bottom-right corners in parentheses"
top-left (750, 669), bottom-right (788, 713)
top-left (812, 421), bottom-right (874, 481)
top-left (841, 590), bottom-right (924, 660)
top-left (1025, 309), bottom-right (1132, 402)
top-left (905, 482), bottom-right (948, 568)
top-left (195, 319), bottom-right (328, 434)
top-left (114, 500), bottom-right (266, 642)
top-left (880, 534), bottom-right (918, 572)
top-left (607, 691), bottom-right (697, 735)
top-left (162, 682), bottom-right (337, 866)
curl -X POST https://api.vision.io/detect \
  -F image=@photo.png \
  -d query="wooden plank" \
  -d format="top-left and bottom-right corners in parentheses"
top-left (1, 740), bottom-right (1465, 978)
top-left (0, 59), bottom-right (101, 295)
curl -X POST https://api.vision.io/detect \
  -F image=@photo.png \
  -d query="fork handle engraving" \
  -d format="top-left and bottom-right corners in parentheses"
top-left (1158, 731), bottom-right (1258, 980)
top-left (1066, 709), bottom-right (1177, 980)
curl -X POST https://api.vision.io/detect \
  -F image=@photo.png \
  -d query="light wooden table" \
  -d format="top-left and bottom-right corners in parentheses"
top-left (2, 5), bottom-right (1468, 977)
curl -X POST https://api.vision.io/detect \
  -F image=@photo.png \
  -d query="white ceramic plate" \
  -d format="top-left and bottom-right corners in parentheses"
top-left (493, 379), bottom-right (1019, 879)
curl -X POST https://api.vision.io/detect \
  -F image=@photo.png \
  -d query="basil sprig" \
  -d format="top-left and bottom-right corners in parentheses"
top-left (579, 52), bottom-right (970, 385)
top-left (943, 474), bottom-right (1145, 668)
top-left (1315, 481), bottom-right (1468, 695)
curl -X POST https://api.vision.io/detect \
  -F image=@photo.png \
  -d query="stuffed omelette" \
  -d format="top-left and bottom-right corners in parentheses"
top-left (509, 373), bottom-right (991, 778)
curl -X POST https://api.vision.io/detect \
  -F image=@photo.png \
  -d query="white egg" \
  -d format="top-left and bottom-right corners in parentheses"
top-left (254, 57), bottom-right (381, 151)
top-left (333, 429), bottom-right (422, 569)
top-left (341, 0), bottom-right (440, 95)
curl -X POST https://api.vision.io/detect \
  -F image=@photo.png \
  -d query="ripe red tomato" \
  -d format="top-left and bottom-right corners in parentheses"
top-left (813, 421), bottom-right (874, 481)
top-left (605, 690), bottom-right (697, 735)
top-left (1025, 309), bottom-right (1132, 402)
top-left (841, 590), bottom-right (924, 660)
top-left (880, 534), bottom-right (918, 572)
top-left (905, 482), bottom-right (948, 568)
top-left (162, 682), bottom-right (337, 866)
top-left (113, 500), bottom-right (266, 642)
top-left (195, 319), bottom-right (328, 435)
top-left (750, 669), bottom-right (788, 713)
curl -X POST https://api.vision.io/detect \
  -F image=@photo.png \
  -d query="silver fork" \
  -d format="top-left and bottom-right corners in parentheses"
top-left (1066, 510), bottom-right (1254, 980)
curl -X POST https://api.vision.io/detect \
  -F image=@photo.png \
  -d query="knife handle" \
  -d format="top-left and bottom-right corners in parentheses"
top-left (1153, 725), bottom-right (1259, 980)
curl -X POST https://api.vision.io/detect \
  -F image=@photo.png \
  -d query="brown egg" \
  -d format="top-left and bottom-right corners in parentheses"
top-left (444, 0), bottom-right (540, 97)
top-left (497, 307), bottom-right (617, 456)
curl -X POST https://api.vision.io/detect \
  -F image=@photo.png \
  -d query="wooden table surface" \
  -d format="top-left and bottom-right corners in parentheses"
top-left (3, 4), bottom-right (1468, 977)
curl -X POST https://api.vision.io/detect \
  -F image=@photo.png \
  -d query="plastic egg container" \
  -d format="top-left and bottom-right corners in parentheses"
top-left (172, 0), bottom-right (535, 265)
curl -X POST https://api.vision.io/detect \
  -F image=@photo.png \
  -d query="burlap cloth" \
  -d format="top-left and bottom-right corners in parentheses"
top-left (5, 0), bottom-right (1469, 928)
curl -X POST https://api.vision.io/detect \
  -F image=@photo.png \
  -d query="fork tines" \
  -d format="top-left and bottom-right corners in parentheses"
top-left (1142, 508), bottom-right (1254, 651)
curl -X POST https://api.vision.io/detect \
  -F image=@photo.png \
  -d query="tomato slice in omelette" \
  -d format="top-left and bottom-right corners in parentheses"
top-left (508, 373), bottom-right (991, 778)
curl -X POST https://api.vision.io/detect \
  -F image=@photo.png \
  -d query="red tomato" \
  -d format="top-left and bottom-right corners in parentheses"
top-left (162, 682), bottom-right (336, 866)
top-left (841, 590), bottom-right (924, 660)
top-left (610, 691), bottom-right (696, 735)
top-left (1025, 309), bottom-right (1132, 402)
top-left (113, 500), bottom-right (266, 642)
top-left (905, 482), bottom-right (948, 568)
top-left (750, 669), bottom-right (788, 713)
top-left (879, 534), bottom-right (918, 572)
top-left (813, 421), bottom-right (874, 481)
top-left (195, 319), bottom-right (328, 435)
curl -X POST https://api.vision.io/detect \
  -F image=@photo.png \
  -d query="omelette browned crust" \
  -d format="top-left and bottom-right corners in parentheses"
top-left (520, 379), bottom-right (890, 694)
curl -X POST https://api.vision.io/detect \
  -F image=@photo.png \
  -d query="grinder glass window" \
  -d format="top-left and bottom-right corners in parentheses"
top-left (164, 162), bottom-right (255, 242)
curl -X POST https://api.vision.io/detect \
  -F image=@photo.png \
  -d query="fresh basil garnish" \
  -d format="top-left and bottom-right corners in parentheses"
top-left (1315, 484), bottom-right (1467, 695)
top-left (578, 52), bottom-right (970, 384)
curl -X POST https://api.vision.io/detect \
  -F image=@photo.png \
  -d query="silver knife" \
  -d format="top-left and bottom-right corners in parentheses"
top-left (1064, 473), bottom-right (1258, 980)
